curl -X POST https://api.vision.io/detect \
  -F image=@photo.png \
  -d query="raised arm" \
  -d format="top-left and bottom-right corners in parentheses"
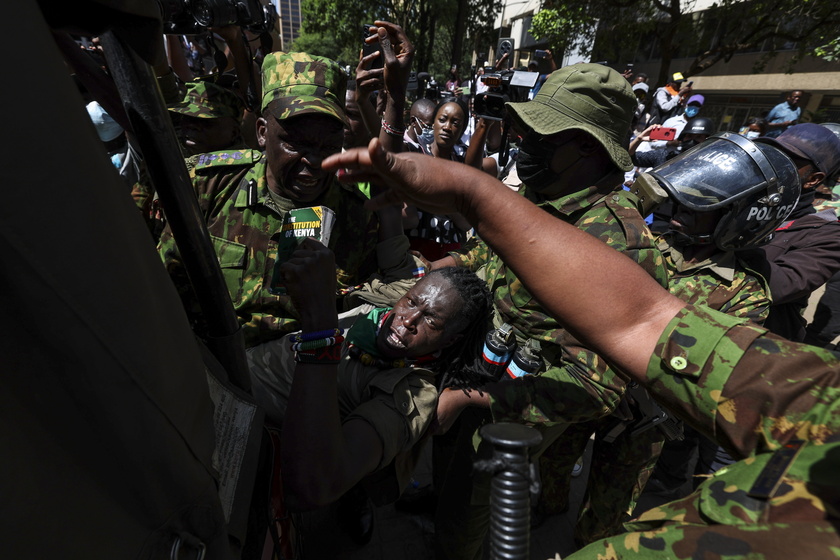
top-left (371, 21), bottom-right (414, 154)
top-left (279, 240), bottom-right (384, 509)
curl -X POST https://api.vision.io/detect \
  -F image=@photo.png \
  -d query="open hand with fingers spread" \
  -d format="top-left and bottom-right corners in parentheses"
top-left (367, 21), bottom-right (414, 99)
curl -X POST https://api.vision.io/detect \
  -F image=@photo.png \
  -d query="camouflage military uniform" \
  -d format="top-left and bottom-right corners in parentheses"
top-left (132, 80), bottom-right (249, 240)
top-left (159, 52), bottom-right (417, 347)
top-left (473, 185), bottom-right (668, 424)
top-left (566, 303), bottom-right (840, 559)
top-left (434, 183), bottom-right (668, 560)
top-left (157, 149), bottom-right (410, 347)
top-left (168, 80), bottom-right (245, 121)
top-left (556, 238), bottom-right (772, 546)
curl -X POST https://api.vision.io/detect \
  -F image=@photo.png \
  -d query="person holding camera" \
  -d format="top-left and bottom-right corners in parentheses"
top-left (630, 118), bottom-right (715, 170)
top-left (648, 72), bottom-right (692, 126)
top-left (528, 48), bottom-right (557, 98)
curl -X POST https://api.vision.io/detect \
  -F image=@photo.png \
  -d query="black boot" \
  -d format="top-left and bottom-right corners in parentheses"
top-left (337, 485), bottom-right (375, 546)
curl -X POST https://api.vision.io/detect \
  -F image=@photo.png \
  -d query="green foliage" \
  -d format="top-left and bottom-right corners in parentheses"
top-left (296, 0), bottom-right (375, 67)
top-left (295, 0), bottom-right (501, 82)
top-left (530, 4), bottom-right (596, 55)
top-left (291, 30), bottom-right (348, 64)
top-left (815, 37), bottom-right (840, 62)
top-left (530, 0), bottom-right (661, 61)
top-left (530, 0), bottom-right (840, 84)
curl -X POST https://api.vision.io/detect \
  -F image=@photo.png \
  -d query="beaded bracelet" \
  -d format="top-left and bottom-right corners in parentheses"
top-left (291, 335), bottom-right (345, 352)
top-left (381, 119), bottom-right (405, 137)
top-left (295, 344), bottom-right (342, 364)
top-left (291, 328), bottom-right (343, 343)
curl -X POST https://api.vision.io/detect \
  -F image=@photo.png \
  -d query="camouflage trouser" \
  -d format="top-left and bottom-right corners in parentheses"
top-left (536, 421), bottom-right (593, 515)
top-left (536, 415), bottom-right (664, 546)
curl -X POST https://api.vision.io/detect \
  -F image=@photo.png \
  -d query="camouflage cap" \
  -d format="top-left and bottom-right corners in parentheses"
top-left (260, 51), bottom-right (347, 125)
top-left (168, 81), bottom-right (244, 119)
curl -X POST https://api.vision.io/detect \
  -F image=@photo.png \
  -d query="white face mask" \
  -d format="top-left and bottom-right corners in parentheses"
top-left (745, 130), bottom-right (760, 139)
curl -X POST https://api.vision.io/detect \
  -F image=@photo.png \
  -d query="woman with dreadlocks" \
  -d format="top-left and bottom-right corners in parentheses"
top-left (250, 238), bottom-right (491, 511)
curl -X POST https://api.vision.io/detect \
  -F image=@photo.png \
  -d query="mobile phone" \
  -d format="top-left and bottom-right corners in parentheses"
top-left (534, 49), bottom-right (547, 59)
top-left (362, 24), bottom-right (383, 70)
top-left (649, 127), bottom-right (677, 141)
top-left (686, 81), bottom-right (693, 87)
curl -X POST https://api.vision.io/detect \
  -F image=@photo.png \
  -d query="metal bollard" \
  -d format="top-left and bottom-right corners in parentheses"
top-left (478, 423), bottom-right (543, 560)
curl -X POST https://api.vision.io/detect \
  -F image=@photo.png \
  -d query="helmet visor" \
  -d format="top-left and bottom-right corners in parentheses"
top-left (649, 133), bottom-right (795, 212)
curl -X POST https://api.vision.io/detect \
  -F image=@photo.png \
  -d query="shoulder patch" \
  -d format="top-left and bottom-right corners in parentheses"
top-left (194, 149), bottom-right (262, 173)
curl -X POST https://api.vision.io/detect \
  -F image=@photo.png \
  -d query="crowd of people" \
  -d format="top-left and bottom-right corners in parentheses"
top-left (60, 14), bottom-right (840, 560)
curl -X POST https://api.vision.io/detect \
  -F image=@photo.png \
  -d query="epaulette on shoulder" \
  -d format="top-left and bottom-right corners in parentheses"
top-left (194, 149), bottom-right (262, 173)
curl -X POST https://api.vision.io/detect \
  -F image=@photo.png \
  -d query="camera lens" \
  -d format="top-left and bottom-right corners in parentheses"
top-left (190, 0), bottom-right (239, 27)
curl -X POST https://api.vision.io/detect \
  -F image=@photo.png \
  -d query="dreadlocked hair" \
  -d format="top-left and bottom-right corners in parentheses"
top-left (426, 267), bottom-right (493, 392)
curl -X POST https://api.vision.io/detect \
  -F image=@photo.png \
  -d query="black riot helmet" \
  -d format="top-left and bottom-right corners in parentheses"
top-left (821, 122), bottom-right (840, 139)
top-left (648, 132), bottom-right (800, 251)
top-left (680, 117), bottom-right (716, 138)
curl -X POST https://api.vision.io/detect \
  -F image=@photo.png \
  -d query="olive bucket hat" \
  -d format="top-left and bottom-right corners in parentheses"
top-left (507, 63), bottom-right (636, 171)
top-left (260, 51), bottom-right (347, 125)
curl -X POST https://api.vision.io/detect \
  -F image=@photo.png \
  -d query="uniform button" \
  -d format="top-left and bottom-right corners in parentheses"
top-left (402, 402), bottom-right (409, 409)
top-left (670, 356), bottom-right (687, 370)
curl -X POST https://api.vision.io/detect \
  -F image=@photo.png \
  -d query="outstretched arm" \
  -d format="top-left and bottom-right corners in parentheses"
top-left (323, 141), bottom-right (686, 378)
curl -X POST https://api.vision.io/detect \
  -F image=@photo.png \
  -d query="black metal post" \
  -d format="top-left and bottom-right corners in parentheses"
top-left (479, 422), bottom-right (543, 560)
top-left (99, 30), bottom-right (251, 392)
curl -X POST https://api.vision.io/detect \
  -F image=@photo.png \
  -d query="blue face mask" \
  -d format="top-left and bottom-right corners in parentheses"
top-left (414, 117), bottom-right (435, 144)
top-left (419, 127), bottom-right (435, 144)
top-left (684, 106), bottom-right (700, 118)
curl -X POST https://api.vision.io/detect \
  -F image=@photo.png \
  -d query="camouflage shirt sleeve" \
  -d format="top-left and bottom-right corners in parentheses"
top-left (448, 236), bottom-right (491, 272)
top-left (715, 272), bottom-right (770, 324)
top-left (645, 304), bottom-right (840, 457)
top-left (486, 189), bottom-right (668, 427)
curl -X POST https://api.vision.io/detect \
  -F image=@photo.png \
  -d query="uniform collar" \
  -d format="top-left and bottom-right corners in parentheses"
top-left (231, 159), bottom-right (349, 212)
top-left (660, 238), bottom-right (738, 282)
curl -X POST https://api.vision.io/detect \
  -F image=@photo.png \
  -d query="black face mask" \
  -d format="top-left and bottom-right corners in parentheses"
top-left (517, 133), bottom-right (582, 195)
top-left (517, 133), bottom-right (562, 192)
top-left (666, 230), bottom-right (713, 247)
top-left (791, 187), bottom-right (816, 218)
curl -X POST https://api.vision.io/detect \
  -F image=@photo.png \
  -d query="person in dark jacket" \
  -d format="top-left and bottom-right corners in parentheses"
top-left (745, 123), bottom-right (840, 341)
